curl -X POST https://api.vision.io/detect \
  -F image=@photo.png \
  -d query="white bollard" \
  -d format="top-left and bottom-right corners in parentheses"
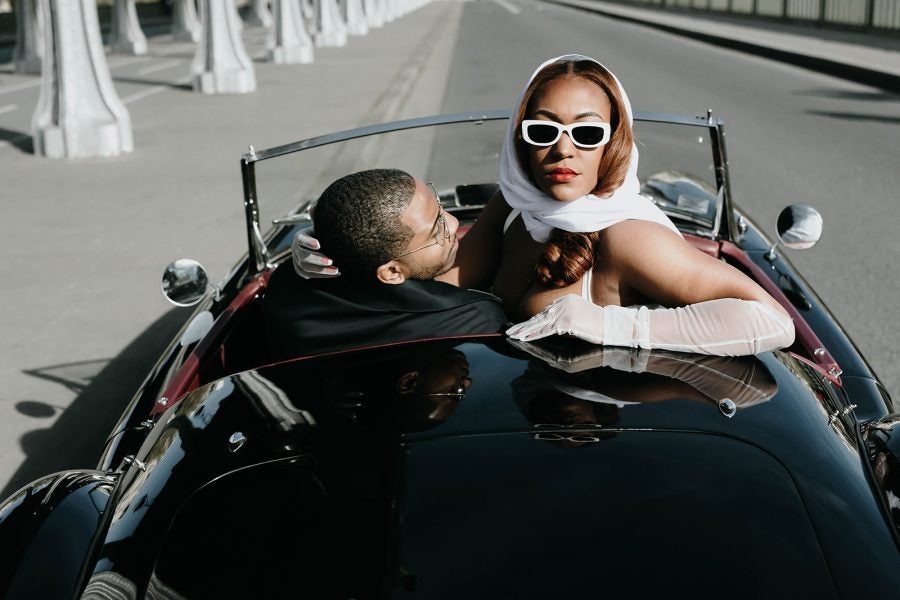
top-left (13, 0), bottom-right (44, 74)
top-left (109, 0), bottom-right (148, 55)
top-left (344, 0), bottom-right (367, 36)
top-left (269, 0), bottom-right (313, 64)
top-left (246, 0), bottom-right (273, 27)
top-left (31, 0), bottom-right (133, 159)
top-left (363, 0), bottom-right (383, 29)
top-left (315, 0), bottom-right (346, 47)
top-left (191, 0), bottom-right (257, 94)
top-left (382, 0), bottom-right (395, 23)
top-left (172, 0), bottom-right (201, 42)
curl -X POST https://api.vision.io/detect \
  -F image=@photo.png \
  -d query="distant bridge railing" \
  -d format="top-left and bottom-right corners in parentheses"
top-left (623, 0), bottom-right (900, 31)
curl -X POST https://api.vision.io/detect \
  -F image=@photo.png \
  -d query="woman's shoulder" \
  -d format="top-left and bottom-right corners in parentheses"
top-left (603, 219), bottom-right (682, 243)
top-left (600, 220), bottom-right (688, 263)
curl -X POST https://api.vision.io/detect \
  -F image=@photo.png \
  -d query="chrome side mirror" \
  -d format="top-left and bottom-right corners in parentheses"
top-left (162, 259), bottom-right (210, 307)
top-left (766, 204), bottom-right (823, 260)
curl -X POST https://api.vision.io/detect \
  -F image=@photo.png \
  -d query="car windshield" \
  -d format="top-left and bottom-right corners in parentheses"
top-left (249, 112), bottom-right (726, 252)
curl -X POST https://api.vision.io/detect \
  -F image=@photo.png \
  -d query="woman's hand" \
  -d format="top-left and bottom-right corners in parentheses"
top-left (292, 228), bottom-right (340, 279)
top-left (506, 292), bottom-right (795, 356)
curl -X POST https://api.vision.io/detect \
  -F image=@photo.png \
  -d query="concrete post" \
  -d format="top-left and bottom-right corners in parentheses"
top-left (13, 0), bottom-right (44, 74)
top-left (344, 0), bottom-right (368, 35)
top-left (268, 0), bottom-right (313, 64)
top-left (246, 0), bottom-right (273, 27)
top-left (382, 0), bottom-right (396, 23)
top-left (31, 0), bottom-right (134, 158)
top-left (300, 0), bottom-right (316, 35)
top-left (363, 0), bottom-right (383, 28)
top-left (109, 0), bottom-right (148, 55)
top-left (191, 0), bottom-right (257, 94)
top-left (315, 0), bottom-right (346, 47)
top-left (172, 0), bottom-right (201, 42)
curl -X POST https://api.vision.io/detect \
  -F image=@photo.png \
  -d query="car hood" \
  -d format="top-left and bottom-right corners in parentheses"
top-left (91, 337), bottom-right (900, 598)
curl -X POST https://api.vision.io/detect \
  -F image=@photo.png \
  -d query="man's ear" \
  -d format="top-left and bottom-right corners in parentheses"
top-left (376, 261), bottom-right (407, 285)
top-left (395, 371), bottom-right (419, 394)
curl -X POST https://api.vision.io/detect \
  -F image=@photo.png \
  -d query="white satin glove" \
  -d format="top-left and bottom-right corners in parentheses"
top-left (506, 294), bottom-right (795, 357)
top-left (506, 338), bottom-right (650, 373)
top-left (292, 228), bottom-right (340, 279)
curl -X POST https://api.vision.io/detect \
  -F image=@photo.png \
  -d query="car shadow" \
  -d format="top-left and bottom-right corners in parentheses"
top-left (2, 308), bottom-right (191, 500)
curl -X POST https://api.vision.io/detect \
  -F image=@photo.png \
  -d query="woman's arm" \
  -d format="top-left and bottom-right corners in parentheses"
top-left (610, 220), bottom-right (786, 313)
top-left (508, 221), bottom-right (795, 356)
top-left (435, 190), bottom-right (511, 290)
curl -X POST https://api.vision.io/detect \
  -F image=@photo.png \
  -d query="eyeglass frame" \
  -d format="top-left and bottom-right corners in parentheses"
top-left (521, 119), bottom-right (612, 149)
top-left (533, 432), bottom-right (603, 443)
top-left (416, 377), bottom-right (471, 399)
top-left (390, 182), bottom-right (449, 261)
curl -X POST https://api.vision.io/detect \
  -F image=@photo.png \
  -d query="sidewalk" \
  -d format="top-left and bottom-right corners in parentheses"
top-left (0, 0), bottom-right (466, 499)
top-left (548, 0), bottom-right (900, 93)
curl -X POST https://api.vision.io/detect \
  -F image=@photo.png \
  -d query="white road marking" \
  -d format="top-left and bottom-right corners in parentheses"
top-left (492, 0), bottom-right (521, 14)
top-left (0, 78), bottom-right (41, 96)
top-left (137, 59), bottom-right (184, 75)
top-left (121, 77), bottom-right (191, 104)
top-left (0, 104), bottom-right (18, 115)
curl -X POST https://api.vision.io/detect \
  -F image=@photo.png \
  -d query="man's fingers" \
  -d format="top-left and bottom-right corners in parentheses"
top-left (294, 230), bottom-right (321, 250)
top-left (295, 250), bottom-right (333, 266)
top-left (294, 263), bottom-right (340, 279)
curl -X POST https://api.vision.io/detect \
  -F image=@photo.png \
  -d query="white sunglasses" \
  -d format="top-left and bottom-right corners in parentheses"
top-left (521, 120), bottom-right (611, 148)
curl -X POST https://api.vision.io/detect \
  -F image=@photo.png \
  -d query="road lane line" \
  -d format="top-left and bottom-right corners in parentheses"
top-left (107, 55), bottom-right (152, 69)
top-left (0, 104), bottom-right (18, 115)
top-left (492, 0), bottom-right (521, 14)
top-left (0, 79), bottom-right (41, 96)
top-left (137, 59), bottom-right (184, 75)
top-left (121, 77), bottom-right (191, 104)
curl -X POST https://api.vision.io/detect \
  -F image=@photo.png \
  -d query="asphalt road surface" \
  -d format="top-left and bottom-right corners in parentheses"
top-left (1, 0), bottom-right (899, 498)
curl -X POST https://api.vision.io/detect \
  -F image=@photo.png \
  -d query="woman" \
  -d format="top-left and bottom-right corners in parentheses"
top-left (296, 54), bottom-right (794, 356)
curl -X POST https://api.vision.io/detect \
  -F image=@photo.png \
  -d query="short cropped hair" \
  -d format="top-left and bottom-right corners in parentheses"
top-left (313, 169), bottom-right (416, 280)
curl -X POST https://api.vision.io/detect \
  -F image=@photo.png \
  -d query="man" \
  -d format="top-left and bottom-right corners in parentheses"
top-left (264, 168), bottom-right (508, 358)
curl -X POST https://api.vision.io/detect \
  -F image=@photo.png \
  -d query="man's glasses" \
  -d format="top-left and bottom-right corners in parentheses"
top-left (391, 182), bottom-right (449, 260)
top-left (418, 377), bottom-right (472, 399)
top-left (521, 120), bottom-right (611, 149)
top-left (533, 432), bottom-right (602, 443)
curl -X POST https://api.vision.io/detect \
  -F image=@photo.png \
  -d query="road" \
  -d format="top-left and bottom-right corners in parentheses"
top-left (1, 0), bottom-right (899, 498)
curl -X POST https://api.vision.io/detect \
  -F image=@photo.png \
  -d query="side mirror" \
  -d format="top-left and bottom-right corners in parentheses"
top-left (766, 204), bottom-right (823, 260)
top-left (864, 414), bottom-right (900, 533)
top-left (161, 259), bottom-right (210, 307)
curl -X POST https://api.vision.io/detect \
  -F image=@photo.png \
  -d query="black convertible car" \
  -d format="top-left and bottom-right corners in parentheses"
top-left (2, 111), bottom-right (900, 598)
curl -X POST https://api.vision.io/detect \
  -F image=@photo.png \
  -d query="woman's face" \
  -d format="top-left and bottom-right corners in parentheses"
top-left (524, 75), bottom-right (612, 202)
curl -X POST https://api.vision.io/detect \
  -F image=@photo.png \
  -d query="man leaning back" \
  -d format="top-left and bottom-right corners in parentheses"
top-left (263, 168), bottom-right (508, 358)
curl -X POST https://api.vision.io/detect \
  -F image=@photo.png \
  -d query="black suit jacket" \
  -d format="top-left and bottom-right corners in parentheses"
top-left (264, 262), bottom-right (508, 358)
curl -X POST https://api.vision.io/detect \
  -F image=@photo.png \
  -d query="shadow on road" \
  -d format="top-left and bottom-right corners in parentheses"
top-left (1, 307), bottom-right (191, 500)
top-left (0, 126), bottom-right (32, 153)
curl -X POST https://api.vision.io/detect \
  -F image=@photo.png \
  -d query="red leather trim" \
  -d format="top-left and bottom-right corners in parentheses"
top-left (684, 233), bottom-right (720, 257)
top-left (719, 241), bottom-right (842, 386)
top-left (152, 273), bottom-right (271, 416)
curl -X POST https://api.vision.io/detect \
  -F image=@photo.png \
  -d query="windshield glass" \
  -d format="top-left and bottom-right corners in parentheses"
top-left (250, 113), bottom-right (724, 248)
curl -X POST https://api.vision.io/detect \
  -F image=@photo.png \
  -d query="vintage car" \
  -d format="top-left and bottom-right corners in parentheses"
top-left (2, 111), bottom-right (900, 598)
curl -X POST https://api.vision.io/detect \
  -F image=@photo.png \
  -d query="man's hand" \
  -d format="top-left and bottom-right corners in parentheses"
top-left (292, 228), bottom-right (340, 279)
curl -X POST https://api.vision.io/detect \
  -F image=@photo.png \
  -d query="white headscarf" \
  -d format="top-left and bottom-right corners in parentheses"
top-left (499, 54), bottom-right (680, 243)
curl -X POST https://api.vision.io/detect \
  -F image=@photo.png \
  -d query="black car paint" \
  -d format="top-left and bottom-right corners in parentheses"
top-left (5, 339), bottom-right (898, 597)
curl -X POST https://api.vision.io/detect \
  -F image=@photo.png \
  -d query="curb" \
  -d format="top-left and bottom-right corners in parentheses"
top-left (545, 0), bottom-right (900, 94)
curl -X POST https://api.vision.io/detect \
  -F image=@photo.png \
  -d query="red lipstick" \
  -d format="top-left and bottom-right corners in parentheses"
top-left (547, 168), bottom-right (577, 183)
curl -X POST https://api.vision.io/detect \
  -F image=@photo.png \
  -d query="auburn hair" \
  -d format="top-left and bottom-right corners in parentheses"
top-left (514, 60), bottom-right (633, 288)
